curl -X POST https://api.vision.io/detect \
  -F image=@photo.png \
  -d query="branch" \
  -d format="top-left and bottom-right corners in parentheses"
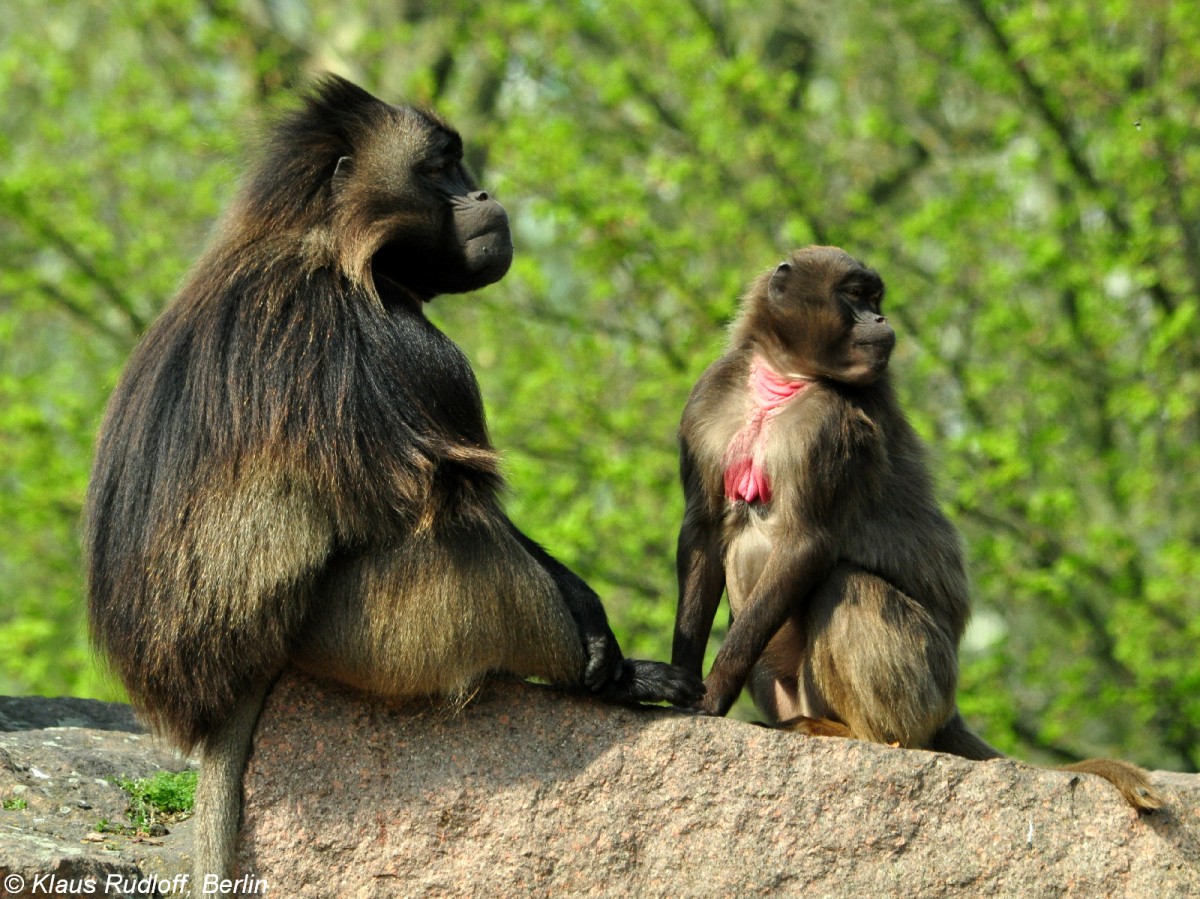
top-left (958, 0), bottom-right (1177, 315)
top-left (1156, 127), bottom-right (1200, 305)
top-left (476, 293), bottom-right (687, 371)
top-left (575, 18), bottom-right (829, 246)
top-left (954, 503), bottom-right (1137, 686)
top-left (867, 140), bottom-right (932, 206)
top-left (1142, 22), bottom-right (1200, 309)
top-left (24, 281), bottom-right (132, 346)
top-left (1010, 718), bottom-right (1088, 764)
top-left (959, 0), bottom-right (1098, 191)
top-left (682, 0), bottom-right (737, 58)
top-left (6, 190), bottom-right (146, 334)
top-left (199, 0), bottom-right (310, 97)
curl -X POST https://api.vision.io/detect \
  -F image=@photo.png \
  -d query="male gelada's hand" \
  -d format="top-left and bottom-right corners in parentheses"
top-left (583, 631), bottom-right (624, 691)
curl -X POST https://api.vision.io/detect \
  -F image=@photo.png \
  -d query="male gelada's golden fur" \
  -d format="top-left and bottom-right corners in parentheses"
top-left (86, 75), bottom-right (699, 892)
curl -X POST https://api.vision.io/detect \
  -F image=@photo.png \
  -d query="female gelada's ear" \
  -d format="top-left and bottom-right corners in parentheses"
top-left (767, 261), bottom-right (794, 305)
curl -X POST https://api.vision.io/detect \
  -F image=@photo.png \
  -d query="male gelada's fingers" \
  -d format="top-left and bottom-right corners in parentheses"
top-left (582, 635), bottom-right (620, 690)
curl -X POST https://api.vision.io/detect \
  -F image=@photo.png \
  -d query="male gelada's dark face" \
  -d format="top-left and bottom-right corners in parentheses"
top-left (407, 114), bottom-right (513, 294)
top-left (446, 186), bottom-right (513, 290)
top-left (342, 104), bottom-right (513, 300)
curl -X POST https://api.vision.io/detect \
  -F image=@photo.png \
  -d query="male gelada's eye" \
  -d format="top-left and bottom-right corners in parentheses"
top-left (423, 154), bottom-right (461, 176)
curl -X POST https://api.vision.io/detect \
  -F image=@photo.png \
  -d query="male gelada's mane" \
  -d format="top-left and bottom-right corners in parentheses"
top-left (85, 75), bottom-right (701, 894)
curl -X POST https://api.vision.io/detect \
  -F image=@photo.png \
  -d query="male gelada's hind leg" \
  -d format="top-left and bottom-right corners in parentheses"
top-left (292, 521), bottom-right (584, 701)
top-left (801, 566), bottom-right (957, 748)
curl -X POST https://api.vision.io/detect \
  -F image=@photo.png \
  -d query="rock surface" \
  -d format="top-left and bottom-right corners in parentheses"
top-left (3, 681), bottom-right (1198, 898)
top-left (241, 671), bottom-right (1200, 898)
top-left (0, 697), bottom-right (195, 899)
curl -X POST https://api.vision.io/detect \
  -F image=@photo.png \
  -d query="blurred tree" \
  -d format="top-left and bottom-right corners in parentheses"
top-left (1, 0), bottom-right (1195, 770)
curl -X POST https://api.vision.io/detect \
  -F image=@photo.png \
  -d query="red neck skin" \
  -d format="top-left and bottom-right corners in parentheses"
top-left (723, 359), bottom-right (811, 504)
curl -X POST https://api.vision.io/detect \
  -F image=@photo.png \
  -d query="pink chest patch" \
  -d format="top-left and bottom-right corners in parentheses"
top-left (723, 360), bottom-right (811, 504)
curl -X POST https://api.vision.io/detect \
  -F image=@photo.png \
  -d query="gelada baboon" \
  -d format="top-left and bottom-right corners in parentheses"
top-left (672, 245), bottom-right (1160, 811)
top-left (85, 75), bottom-right (702, 890)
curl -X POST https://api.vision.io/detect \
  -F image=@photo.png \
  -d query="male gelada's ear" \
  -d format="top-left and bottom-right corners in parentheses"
top-left (767, 261), bottom-right (794, 304)
top-left (332, 155), bottom-right (354, 193)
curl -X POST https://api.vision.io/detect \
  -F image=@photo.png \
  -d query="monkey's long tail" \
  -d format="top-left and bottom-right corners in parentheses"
top-left (1061, 758), bottom-right (1163, 811)
top-left (192, 679), bottom-right (273, 895)
top-left (930, 710), bottom-right (1162, 812)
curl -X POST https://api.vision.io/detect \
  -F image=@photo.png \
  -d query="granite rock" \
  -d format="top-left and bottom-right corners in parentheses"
top-left (239, 671), bottom-right (1200, 898)
top-left (0, 696), bottom-right (195, 899)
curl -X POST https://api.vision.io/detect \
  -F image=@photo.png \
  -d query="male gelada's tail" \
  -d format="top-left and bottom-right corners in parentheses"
top-left (930, 712), bottom-right (1162, 812)
top-left (192, 684), bottom-right (271, 896)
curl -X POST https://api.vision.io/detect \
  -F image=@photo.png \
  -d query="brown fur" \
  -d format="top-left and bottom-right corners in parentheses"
top-left (673, 246), bottom-right (1161, 813)
top-left (86, 76), bottom-right (700, 892)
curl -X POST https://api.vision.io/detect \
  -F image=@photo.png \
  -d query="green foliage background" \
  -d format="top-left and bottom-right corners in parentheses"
top-left (1, 1), bottom-right (1196, 770)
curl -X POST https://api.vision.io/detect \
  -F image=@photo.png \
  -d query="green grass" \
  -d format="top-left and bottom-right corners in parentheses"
top-left (109, 769), bottom-right (198, 833)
